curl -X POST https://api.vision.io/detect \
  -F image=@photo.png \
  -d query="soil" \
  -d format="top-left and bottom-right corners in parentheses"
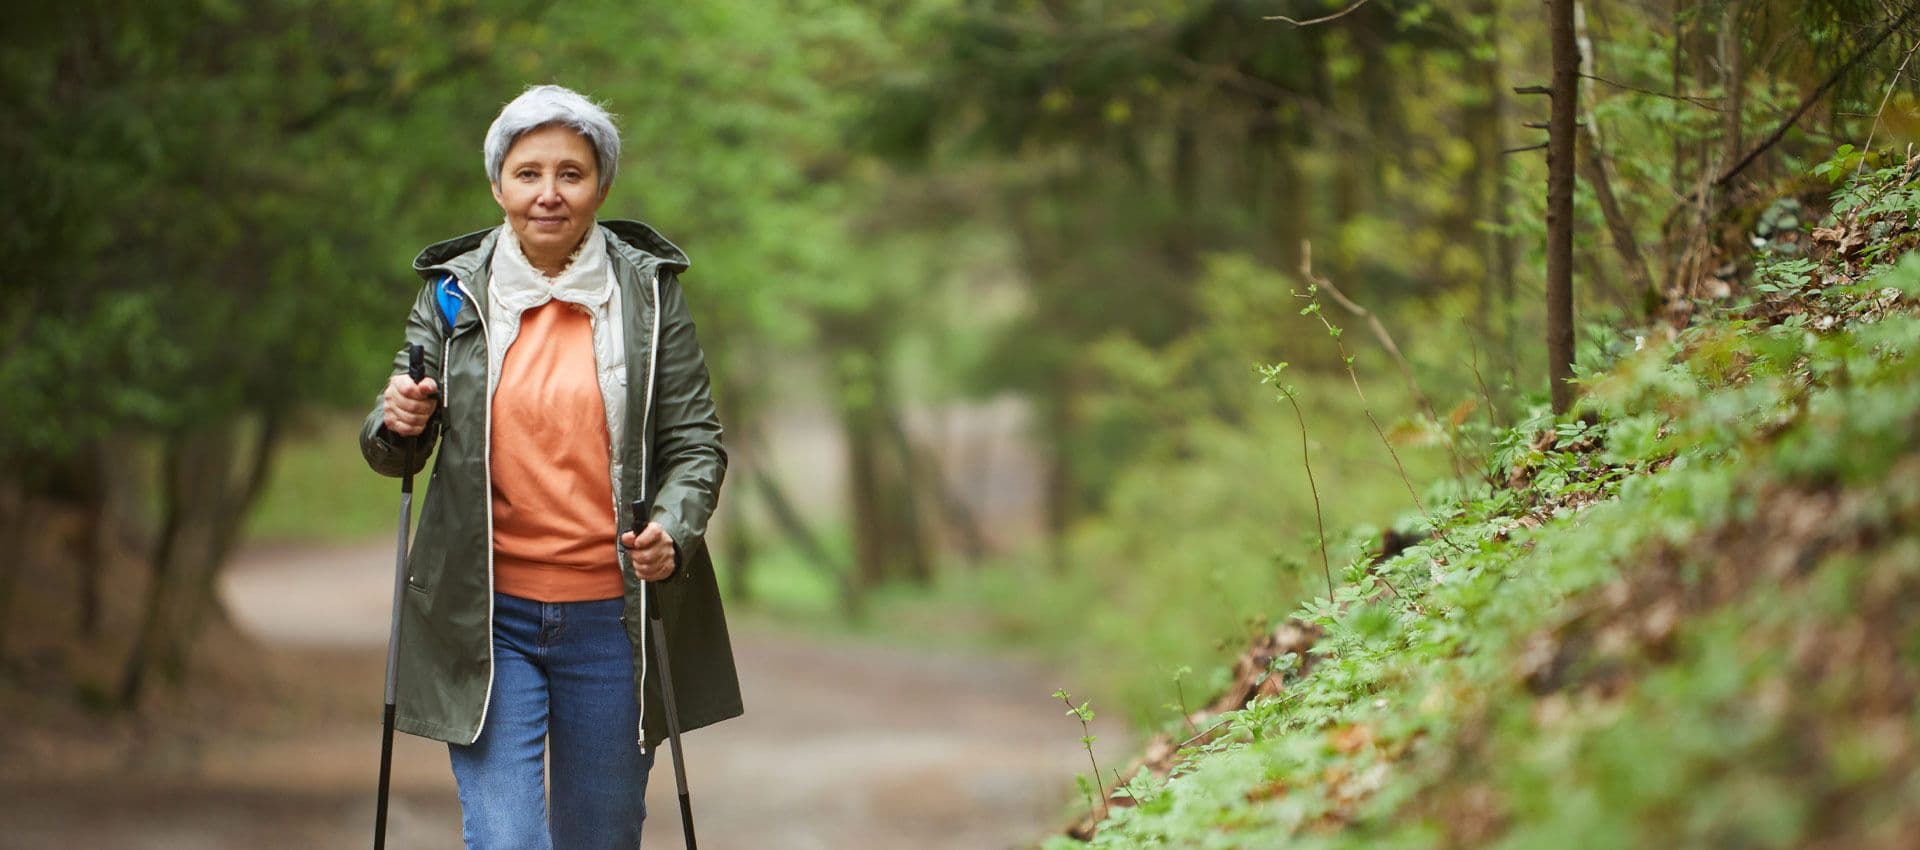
top-left (0, 540), bottom-right (1115, 849)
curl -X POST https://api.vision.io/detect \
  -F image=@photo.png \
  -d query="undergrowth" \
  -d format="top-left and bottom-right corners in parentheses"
top-left (1044, 156), bottom-right (1920, 848)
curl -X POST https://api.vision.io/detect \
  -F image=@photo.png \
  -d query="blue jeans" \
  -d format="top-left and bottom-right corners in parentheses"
top-left (448, 593), bottom-right (656, 850)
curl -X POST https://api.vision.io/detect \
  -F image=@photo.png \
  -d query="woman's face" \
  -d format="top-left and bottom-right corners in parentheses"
top-left (491, 124), bottom-right (608, 271)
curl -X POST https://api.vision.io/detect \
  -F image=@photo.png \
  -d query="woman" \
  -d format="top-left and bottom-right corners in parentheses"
top-left (360, 84), bottom-right (740, 849)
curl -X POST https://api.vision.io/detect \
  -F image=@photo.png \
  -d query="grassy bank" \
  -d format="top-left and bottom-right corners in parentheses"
top-left (1037, 159), bottom-right (1920, 847)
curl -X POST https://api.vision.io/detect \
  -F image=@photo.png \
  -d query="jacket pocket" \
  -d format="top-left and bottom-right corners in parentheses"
top-left (406, 545), bottom-right (444, 595)
top-left (405, 487), bottom-right (450, 594)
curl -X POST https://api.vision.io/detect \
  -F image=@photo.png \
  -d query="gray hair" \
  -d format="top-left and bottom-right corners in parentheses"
top-left (483, 85), bottom-right (621, 195)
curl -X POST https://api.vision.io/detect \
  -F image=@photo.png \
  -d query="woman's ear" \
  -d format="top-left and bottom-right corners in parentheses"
top-left (490, 181), bottom-right (505, 210)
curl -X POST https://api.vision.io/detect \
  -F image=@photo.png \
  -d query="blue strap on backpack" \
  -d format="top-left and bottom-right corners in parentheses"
top-left (434, 273), bottom-right (464, 332)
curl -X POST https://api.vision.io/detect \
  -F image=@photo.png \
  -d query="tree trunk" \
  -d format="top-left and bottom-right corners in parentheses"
top-left (718, 508), bottom-right (757, 604)
top-left (1574, 1), bottom-right (1655, 308)
top-left (842, 395), bottom-right (887, 604)
top-left (873, 393), bottom-right (931, 585)
top-left (1467, 76), bottom-right (1494, 346)
top-left (1722, 2), bottom-right (1744, 172)
top-left (1669, 0), bottom-right (1686, 196)
top-left (172, 410), bottom-right (282, 667)
top-left (749, 467), bottom-right (837, 575)
top-left (69, 448), bottom-right (109, 640)
top-left (710, 371), bottom-right (773, 601)
top-left (884, 407), bottom-right (987, 566)
top-left (1481, 2), bottom-right (1520, 394)
top-left (1547, 0), bottom-right (1579, 415)
top-left (1040, 380), bottom-right (1078, 572)
top-left (118, 430), bottom-right (201, 709)
top-left (117, 417), bottom-right (271, 709)
top-left (1173, 105), bottom-right (1199, 214)
top-left (1272, 127), bottom-right (1307, 274)
top-left (0, 484), bottom-right (25, 659)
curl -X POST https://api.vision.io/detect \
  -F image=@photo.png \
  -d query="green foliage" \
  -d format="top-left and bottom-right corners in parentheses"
top-left (936, 252), bottom-right (1457, 726)
top-left (1051, 158), bottom-right (1920, 847)
top-left (0, 0), bottom-right (533, 461)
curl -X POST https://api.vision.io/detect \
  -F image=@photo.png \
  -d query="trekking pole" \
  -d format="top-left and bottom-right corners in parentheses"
top-left (631, 497), bottom-right (698, 850)
top-left (374, 343), bottom-right (425, 850)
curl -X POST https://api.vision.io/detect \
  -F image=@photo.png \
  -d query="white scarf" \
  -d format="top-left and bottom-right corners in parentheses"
top-left (486, 222), bottom-right (629, 449)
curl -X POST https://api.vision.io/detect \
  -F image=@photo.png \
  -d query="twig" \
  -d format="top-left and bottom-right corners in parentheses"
top-left (1301, 241), bottom-right (1472, 483)
top-left (1295, 246), bottom-right (1460, 554)
top-left (1266, 0), bottom-right (1371, 27)
top-left (1467, 336), bottom-right (1503, 431)
top-left (1177, 716), bottom-right (1234, 751)
top-left (1174, 690), bottom-right (1306, 753)
top-left (1285, 390), bottom-right (1336, 602)
top-left (1858, 32), bottom-right (1920, 173)
top-left (1467, 337), bottom-right (1503, 486)
top-left (1578, 72), bottom-right (1725, 110)
top-left (1173, 670), bottom-right (1199, 738)
top-left (1301, 242), bottom-right (1437, 423)
top-left (1056, 690), bottom-right (1108, 822)
top-left (1260, 366), bottom-right (1334, 601)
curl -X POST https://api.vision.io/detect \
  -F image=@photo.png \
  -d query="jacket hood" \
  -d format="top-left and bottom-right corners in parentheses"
top-left (411, 219), bottom-right (691, 283)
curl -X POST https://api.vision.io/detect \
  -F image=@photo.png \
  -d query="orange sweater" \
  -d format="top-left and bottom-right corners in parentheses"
top-left (489, 300), bottom-right (625, 602)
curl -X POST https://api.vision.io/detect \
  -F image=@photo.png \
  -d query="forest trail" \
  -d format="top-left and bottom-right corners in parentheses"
top-left (0, 540), bottom-right (1110, 850)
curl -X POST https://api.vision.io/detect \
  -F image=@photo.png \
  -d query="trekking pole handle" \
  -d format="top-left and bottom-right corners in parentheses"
top-left (407, 343), bottom-right (425, 384)
top-left (629, 497), bottom-right (651, 539)
top-left (630, 496), bottom-right (679, 602)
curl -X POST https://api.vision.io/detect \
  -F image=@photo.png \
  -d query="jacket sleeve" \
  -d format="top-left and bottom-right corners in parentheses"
top-left (359, 280), bottom-right (446, 478)
top-left (648, 270), bottom-right (729, 568)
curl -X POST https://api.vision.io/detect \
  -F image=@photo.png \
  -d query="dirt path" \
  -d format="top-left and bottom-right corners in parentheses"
top-left (1, 541), bottom-right (1117, 850)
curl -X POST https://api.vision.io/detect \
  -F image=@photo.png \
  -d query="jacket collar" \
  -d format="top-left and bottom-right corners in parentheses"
top-left (412, 219), bottom-right (690, 287)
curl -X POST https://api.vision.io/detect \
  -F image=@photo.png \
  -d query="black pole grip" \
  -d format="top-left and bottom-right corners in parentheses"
top-left (629, 497), bottom-right (652, 538)
top-left (632, 496), bottom-right (680, 599)
top-left (407, 343), bottom-right (425, 384)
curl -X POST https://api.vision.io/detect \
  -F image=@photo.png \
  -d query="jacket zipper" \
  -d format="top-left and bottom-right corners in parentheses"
top-left (636, 267), bottom-right (662, 750)
top-left (452, 273), bottom-right (499, 746)
top-left (441, 337), bottom-right (452, 415)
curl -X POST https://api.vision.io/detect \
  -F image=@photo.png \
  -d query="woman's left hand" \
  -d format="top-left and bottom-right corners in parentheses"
top-left (620, 523), bottom-right (678, 581)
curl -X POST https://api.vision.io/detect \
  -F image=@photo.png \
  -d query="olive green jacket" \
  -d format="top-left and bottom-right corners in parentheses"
top-left (359, 220), bottom-right (740, 750)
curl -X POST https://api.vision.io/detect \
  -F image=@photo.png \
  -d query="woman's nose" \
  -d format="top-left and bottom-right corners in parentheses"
top-left (537, 181), bottom-right (563, 205)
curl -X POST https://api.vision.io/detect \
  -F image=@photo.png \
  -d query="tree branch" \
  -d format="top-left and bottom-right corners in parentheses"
top-left (1579, 72), bottom-right (1725, 110)
top-left (1267, 0), bottom-right (1373, 27)
top-left (1298, 241), bottom-right (1437, 424)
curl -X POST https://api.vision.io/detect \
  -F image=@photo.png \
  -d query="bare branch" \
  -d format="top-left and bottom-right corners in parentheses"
top-left (1579, 72), bottom-right (1726, 110)
top-left (1267, 0), bottom-right (1372, 27)
top-left (1300, 241), bottom-right (1437, 424)
top-left (1858, 32), bottom-right (1920, 172)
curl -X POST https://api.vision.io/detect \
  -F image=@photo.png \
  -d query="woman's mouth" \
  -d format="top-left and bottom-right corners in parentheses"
top-left (531, 215), bottom-right (568, 227)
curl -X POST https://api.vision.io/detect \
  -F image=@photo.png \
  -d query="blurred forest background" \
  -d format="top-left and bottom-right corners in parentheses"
top-left (4, 1), bottom-right (1920, 834)
top-left (6, 0), bottom-right (1918, 712)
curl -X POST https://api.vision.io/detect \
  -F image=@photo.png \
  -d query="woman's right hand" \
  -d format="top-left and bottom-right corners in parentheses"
top-left (382, 374), bottom-right (440, 437)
